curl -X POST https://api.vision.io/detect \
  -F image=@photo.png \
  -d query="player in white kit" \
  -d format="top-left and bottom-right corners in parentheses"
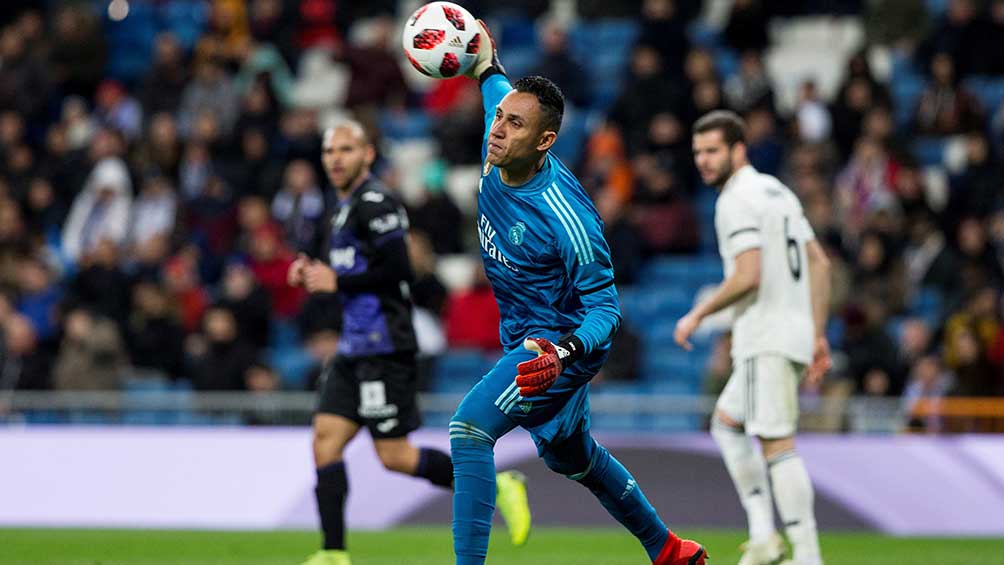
top-left (675, 111), bottom-right (832, 565)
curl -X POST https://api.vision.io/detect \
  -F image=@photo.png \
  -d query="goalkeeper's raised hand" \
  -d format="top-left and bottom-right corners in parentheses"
top-left (515, 336), bottom-right (584, 396)
top-left (465, 19), bottom-right (505, 81)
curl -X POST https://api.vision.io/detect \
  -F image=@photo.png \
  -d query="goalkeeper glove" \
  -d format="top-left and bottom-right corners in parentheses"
top-left (515, 335), bottom-right (584, 397)
top-left (467, 19), bottom-right (506, 82)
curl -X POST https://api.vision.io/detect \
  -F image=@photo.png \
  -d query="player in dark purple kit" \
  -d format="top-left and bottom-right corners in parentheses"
top-left (289, 120), bottom-right (528, 565)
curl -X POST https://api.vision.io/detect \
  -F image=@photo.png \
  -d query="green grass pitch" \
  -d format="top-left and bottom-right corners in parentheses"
top-left (1, 527), bottom-right (1002, 565)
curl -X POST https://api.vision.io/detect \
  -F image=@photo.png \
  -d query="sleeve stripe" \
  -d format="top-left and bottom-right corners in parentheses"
top-left (550, 184), bottom-right (595, 263)
top-left (728, 227), bottom-right (760, 239)
top-left (580, 279), bottom-right (615, 295)
top-left (544, 184), bottom-right (594, 265)
top-left (543, 188), bottom-right (588, 265)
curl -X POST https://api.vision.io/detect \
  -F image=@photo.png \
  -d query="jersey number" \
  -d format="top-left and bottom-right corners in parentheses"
top-left (784, 217), bottom-right (802, 281)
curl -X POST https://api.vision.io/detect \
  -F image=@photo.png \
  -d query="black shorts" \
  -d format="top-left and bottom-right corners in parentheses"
top-left (317, 351), bottom-right (421, 439)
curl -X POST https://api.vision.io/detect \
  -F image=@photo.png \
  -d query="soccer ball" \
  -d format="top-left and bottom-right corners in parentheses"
top-left (401, 1), bottom-right (480, 79)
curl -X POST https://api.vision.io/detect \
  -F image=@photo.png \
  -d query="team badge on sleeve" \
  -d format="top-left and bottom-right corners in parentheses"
top-left (508, 221), bottom-right (526, 245)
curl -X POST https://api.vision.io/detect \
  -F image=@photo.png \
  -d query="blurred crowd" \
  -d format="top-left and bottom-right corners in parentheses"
top-left (0, 0), bottom-right (1002, 421)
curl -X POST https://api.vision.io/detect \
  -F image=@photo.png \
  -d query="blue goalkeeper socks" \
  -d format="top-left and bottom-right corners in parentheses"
top-left (449, 424), bottom-right (497, 565)
top-left (573, 441), bottom-right (668, 561)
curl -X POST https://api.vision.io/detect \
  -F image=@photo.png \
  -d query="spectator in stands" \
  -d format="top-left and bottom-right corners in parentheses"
top-left (902, 354), bottom-right (952, 432)
top-left (246, 222), bottom-right (304, 318)
top-left (630, 153), bottom-right (699, 255)
top-left (60, 97), bottom-right (96, 153)
top-left (946, 324), bottom-right (998, 396)
top-left (0, 198), bottom-right (26, 290)
top-left (724, 0), bottom-right (770, 55)
top-left (133, 114), bottom-right (183, 184)
top-left (724, 51), bottom-right (775, 115)
top-left (638, 0), bottom-right (692, 79)
top-left (14, 255), bottom-right (61, 342)
top-left (61, 157), bottom-right (133, 266)
top-left (139, 33), bottom-right (189, 116)
top-left (834, 136), bottom-right (898, 245)
top-left (580, 123), bottom-right (634, 203)
top-left (529, 19), bottom-right (589, 108)
top-left (179, 59), bottom-right (238, 138)
top-left (94, 80), bottom-right (142, 142)
top-left (443, 264), bottom-right (501, 352)
top-left (595, 189), bottom-right (643, 286)
top-left (271, 159), bottom-right (325, 253)
top-left (925, 219), bottom-right (1004, 306)
top-left (841, 300), bottom-right (900, 395)
top-left (894, 318), bottom-right (934, 396)
top-left (795, 80), bottom-right (833, 144)
top-left (0, 20), bottom-right (50, 125)
top-left (593, 323), bottom-right (641, 383)
top-left (434, 82), bottom-right (487, 165)
top-left (126, 281), bottom-right (186, 379)
top-left (1, 312), bottom-right (52, 390)
top-left (852, 230), bottom-right (908, 314)
top-left (67, 239), bottom-right (132, 328)
top-left (22, 177), bottom-right (64, 241)
top-left (864, 0), bottom-right (930, 52)
top-left (944, 132), bottom-right (1004, 228)
top-left (980, 0), bottom-right (1004, 76)
top-left (195, 0), bottom-right (251, 71)
top-left (48, 4), bottom-right (106, 98)
top-left (218, 260), bottom-right (272, 350)
top-left (913, 52), bottom-right (983, 136)
top-left (163, 248), bottom-right (209, 333)
top-left (406, 229), bottom-right (448, 316)
top-left (744, 107), bottom-right (784, 176)
top-left (610, 44), bottom-right (686, 156)
top-left (128, 176), bottom-right (178, 255)
top-left (917, 0), bottom-right (981, 78)
top-left (339, 16), bottom-right (409, 111)
top-left (408, 162), bottom-right (465, 255)
top-left (52, 307), bottom-right (129, 390)
top-left (187, 304), bottom-right (258, 390)
top-left (943, 286), bottom-right (1001, 368)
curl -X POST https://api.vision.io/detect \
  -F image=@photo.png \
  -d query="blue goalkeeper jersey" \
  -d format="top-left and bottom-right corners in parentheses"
top-left (476, 74), bottom-right (621, 356)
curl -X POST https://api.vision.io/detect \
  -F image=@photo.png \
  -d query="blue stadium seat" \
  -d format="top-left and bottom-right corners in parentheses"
top-left (379, 110), bottom-right (432, 141)
top-left (497, 16), bottom-right (537, 50)
top-left (161, 0), bottom-right (209, 51)
top-left (687, 21), bottom-right (721, 48)
top-left (432, 350), bottom-right (495, 393)
top-left (913, 137), bottom-right (947, 167)
top-left (550, 110), bottom-right (588, 164)
top-left (964, 77), bottom-right (1004, 114)
top-left (269, 346), bottom-right (315, 390)
top-left (269, 319), bottom-right (299, 349)
top-left (891, 74), bottom-right (925, 127)
top-left (910, 286), bottom-right (944, 326)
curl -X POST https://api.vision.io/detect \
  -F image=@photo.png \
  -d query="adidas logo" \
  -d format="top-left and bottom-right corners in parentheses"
top-left (448, 36), bottom-right (464, 47)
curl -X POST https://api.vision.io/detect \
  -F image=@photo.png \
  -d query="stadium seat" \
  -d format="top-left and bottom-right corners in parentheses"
top-left (912, 137), bottom-right (947, 167)
top-left (379, 110), bottom-right (432, 141)
top-left (432, 349), bottom-right (495, 393)
top-left (269, 346), bottom-right (315, 390)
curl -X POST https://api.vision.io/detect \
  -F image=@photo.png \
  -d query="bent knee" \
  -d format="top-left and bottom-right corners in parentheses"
top-left (449, 420), bottom-right (497, 448)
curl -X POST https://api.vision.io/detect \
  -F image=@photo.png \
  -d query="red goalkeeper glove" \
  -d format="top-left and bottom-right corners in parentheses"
top-left (515, 335), bottom-right (584, 397)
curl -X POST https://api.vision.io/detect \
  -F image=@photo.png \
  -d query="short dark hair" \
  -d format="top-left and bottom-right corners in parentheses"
top-left (513, 75), bottom-right (564, 133)
top-left (693, 110), bottom-right (747, 146)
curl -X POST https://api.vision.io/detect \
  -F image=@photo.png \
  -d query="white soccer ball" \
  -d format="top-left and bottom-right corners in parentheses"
top-left (401, 1), bottom-right (480, 79)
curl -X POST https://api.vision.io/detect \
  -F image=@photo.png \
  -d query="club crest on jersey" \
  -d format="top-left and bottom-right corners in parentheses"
top-left (508, 221), bottom-right (526, 246)
top-left (482, 160), bottom-right (493, 176)
top-left (518, 401), bottom-right (532, 414)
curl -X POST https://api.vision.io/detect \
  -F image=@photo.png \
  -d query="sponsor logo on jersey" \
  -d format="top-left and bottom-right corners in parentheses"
top-left (478, 214), bottom-right (519, 273)
top-left (361, 191), bottom-right (385, 203)
top-left (330, 246), bottom-right (356, 269)
top-left (376, 418), bottom-right (399, 433)
top-left (369, 213), bottom-right (401, 234)
top-left (508, 221), bottom-right (526, 245)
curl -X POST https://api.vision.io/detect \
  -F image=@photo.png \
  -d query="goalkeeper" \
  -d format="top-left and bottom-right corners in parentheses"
top-left (448, 22), bottom-right (707, 565)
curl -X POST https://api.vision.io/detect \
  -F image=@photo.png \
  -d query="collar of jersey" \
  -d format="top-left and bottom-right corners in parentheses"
top-left (495, 153), bottom-right (556, 194)
top-left (722, 164), bottom-right (756, 193)
top-left (336, 174), bottom-right (373, 205)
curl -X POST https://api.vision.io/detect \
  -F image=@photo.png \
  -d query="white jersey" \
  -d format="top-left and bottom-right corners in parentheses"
top-left (714, 165), bottom-right (815, 364)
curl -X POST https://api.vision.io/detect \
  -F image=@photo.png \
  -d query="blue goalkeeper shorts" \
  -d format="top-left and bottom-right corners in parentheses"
top-left (452, 330), bottom-right (610, 453)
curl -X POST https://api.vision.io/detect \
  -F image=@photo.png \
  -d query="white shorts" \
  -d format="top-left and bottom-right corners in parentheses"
top-left (716, 354), bottom-right (804, 439)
